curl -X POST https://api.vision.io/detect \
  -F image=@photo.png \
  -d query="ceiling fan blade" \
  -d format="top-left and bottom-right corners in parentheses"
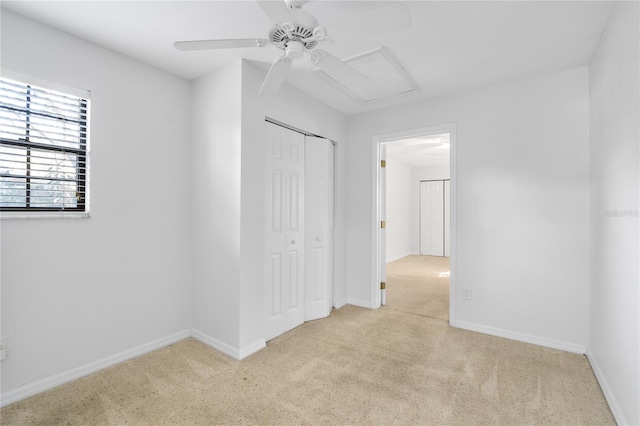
top-left (259, 56), bottom-right (293, 96)
top-left (312, 51), bottom-right (371, 92)
top-left (174, 38), bottom-right (270, 51)
top-left (257, 0), bottom-right (293, 24)
top-left (324, 3), bottom-right (411, 42)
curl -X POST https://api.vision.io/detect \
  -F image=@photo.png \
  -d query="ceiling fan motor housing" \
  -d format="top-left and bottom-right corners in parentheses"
top-left (270, 24), bottom-right (318, 51)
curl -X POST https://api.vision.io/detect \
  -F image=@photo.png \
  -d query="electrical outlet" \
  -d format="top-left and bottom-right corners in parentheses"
top-left (463, 288), bottom-right (472, 300)
top-left (0, 337), bottom-right (6, 361)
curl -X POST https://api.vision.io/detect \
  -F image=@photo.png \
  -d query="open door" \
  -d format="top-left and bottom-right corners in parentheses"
top-left (380, 144), bottom-right (387, 305)
top-left (304, 136), bottom-right (334, 321)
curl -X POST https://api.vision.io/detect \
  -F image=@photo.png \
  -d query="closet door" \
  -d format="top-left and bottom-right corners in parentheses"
top-left (444, 180), bottom-right (451, 258)
top-left (304, 136), bottom-right (334, 321)
top-left (265, 122), bottom-right (305, 341)
top-left (420, 181), bottom-right (444, 256)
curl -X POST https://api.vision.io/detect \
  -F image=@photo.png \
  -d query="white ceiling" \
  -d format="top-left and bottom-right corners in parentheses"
top-left (1, 1), bottom-right (613, 116)
top-left (385, 132), bottom-right (450, 167)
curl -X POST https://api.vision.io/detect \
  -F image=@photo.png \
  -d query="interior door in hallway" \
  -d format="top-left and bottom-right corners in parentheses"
top-left (265, 122), bottom-right (305, 341)
top-left (444, 180), bottom-right (450, 258)
top-left (304, 136), bottom-right (334, 321)
top-left (420, 180), bottom-right (444, 256)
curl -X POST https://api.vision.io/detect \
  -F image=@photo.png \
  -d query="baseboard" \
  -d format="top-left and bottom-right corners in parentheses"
top-left (454, 321), bottom-right (587, 354)
top-left (238, 339), bottom-right (266, 359)
top-left (334, 298), bottom-right (373, 309)
top-left (334, 298), bottom-right (349, 309)
top-left (190, 329), bottom-right (265, 360)
top-left (586, 349), bottom-right (629, 426)
top-left (334, 298), bottom-right (382, 311)
top-left (0, 329), bottom-right (190, 408)
top-left (190, 328), bottom-right (240, 359)
top-left (346, 298), bottom-right (373, 309)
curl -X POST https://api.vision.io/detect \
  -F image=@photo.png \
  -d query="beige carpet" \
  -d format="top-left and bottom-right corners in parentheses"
top-left (1, 290), bottom-right (614, 425)
top-left (386, 255), bottom-right (450, 321)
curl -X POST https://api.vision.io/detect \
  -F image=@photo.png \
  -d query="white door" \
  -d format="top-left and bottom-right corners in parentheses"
top-left (265, 122), bottom-right (305, 341)
top-left (444, 180), bottom-right (451, 258)
top-left (420, 181), bottom-right (444, 256)
top-left (304, 136), bottom-right (334, 321)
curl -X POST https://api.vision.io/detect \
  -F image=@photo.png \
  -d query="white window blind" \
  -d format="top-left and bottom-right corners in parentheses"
top-left (0, 77), bottom-right (89, 212)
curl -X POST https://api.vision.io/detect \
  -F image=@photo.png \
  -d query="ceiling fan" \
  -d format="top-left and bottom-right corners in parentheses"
top-left (174, 0), bottom-right (411, 96)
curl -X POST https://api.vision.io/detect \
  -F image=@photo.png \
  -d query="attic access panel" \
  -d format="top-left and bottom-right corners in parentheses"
top-left (314, 47), bottom-right (419, 104)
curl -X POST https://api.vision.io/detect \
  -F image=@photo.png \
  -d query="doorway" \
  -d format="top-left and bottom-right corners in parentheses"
top-left (371, 124), bottom-right (456, 325)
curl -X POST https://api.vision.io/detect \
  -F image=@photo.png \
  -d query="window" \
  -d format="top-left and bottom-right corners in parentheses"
top-left (0, 77), bottom-right (89, 213)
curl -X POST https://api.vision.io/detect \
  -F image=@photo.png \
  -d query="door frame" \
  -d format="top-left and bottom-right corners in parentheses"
top-left (371, 123), bottom-right (457, 326)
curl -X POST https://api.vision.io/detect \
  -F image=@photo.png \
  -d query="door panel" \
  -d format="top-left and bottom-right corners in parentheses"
top-left (304, 136), bottom-right (334, 320)
top-left (420, 181), bottom-right (444, 256)
top-left (265, 122), bottom-right (305, 340)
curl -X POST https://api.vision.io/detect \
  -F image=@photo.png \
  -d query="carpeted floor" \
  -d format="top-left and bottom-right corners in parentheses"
top-left (386, 254), bottom-right (450, 321)
top-left (1, 256), bottom-right (615, 425)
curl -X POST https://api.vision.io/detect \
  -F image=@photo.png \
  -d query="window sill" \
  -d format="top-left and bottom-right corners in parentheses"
top-left (1, 211), bottom-right (90, 220)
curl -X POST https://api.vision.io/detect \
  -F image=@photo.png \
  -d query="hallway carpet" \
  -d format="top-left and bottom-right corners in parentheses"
top-left (386, 255), bottom-right (450, 321)
top-left (1, 272), bottom-right (614, 425)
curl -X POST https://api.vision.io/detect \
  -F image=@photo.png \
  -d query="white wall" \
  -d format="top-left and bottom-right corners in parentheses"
top-left (347, 67), bottom-right (590, 351)
top-left (588, 2), bottom-right (640, 424)
top-left (1, 10), bottom-right (192, 400)
top-left (385, 159), bottom-right (412, 262)
top-left (410, 165), bottom-right (450, 254)
top-left (190, 62), bottom-right (243, 352)
top-left (189, 60), bottom-right (349, 357)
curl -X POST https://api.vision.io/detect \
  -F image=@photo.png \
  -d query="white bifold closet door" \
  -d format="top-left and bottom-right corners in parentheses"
top-left (265, 122), bottom-right (305, 341)
top-left (265, 122), bottom-right (334, 341)
top-left (420, 181), bottom-right (444, 256)
top-left (304, 136), bottom-right (334, 321)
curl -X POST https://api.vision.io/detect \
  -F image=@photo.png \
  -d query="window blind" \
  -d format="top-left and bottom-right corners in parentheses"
top-left (0, 77), bottom-right (89, 211)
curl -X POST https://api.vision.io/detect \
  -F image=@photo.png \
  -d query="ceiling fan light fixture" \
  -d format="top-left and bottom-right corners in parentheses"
top-left (285, 40), bottom-right (305, 59)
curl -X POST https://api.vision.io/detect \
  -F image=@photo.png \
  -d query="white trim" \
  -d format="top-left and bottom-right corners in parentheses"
top-left (334, 298), bottom-right (349, 309)
top-left (1, 212), bottom-right (90, 220)
top-left (372, 123), bottom-right (457, 325)
top-left (0, 330), bottom-right (190, 408)
top-left (190, 329), bottom-right (240, 360)
top-left (346, 298), bottom-right (373, 309)
top-left (1, 68), bottom-right (90, 99)
top-left (455, 321), bottom-right (587, 354)
top-left (238, 339), bottom-right (267, 360)
top-left (190, 329), bottom-right (265, 360)
top-left (333, 299), bottom-right (373, 309)
top-left (586, 349), bottom-right (629, 426)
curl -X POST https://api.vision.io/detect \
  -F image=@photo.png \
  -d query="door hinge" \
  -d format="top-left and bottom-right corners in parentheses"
top-left (381, 160), bottom-right (386, 168)
top-left (380, 220), bottom-right (386, 229)
top-left (380, 282), bottom-right (386, 290)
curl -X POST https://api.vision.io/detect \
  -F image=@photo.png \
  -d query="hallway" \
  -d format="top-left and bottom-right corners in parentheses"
top-left (386, 255), bottom-right (450, 321)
